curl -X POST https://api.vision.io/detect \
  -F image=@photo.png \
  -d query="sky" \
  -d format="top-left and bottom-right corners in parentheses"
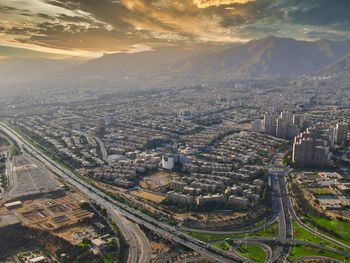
top-left (0, 0), bottom-right (350, 57)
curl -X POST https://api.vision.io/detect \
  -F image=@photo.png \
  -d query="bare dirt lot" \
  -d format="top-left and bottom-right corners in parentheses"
top-left (139, 170), bottom-right (178, 190)
top-left (10, 190), bottom-right (93, 231)
top-left (130, 190), bottom-right (166, 203)
top-left (55, 224), bottom-right (98, 245)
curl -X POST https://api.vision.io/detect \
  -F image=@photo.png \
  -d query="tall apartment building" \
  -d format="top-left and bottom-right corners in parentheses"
top-left (263, 114), bottom-right (276, 136)
top-left (293, 114), bottom-right (304, 128)
top-left (334, 123), bottom-right (348, 144)
top-left (276, 111), bottom-right (296, 139)
top-left (259, 111), bottom-right (299, 139)
top-left (287, 123), bottom-right (300, 139)
top-left (252, 119), bottom-right (264, 133)
top-left (104, 113), bottom-right (115, 126)
top-left (292, 126), bottom-right (332, 167)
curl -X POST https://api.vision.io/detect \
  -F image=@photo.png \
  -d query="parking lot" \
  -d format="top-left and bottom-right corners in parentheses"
top-left (9, 155), bottom-right (60, 198)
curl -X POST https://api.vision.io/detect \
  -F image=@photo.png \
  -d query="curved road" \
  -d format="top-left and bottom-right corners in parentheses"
top-left (0, 123), bottom-right (241, 263)
top-left (6, 122), bottom-right (349, 263)
top-left (109, 207), bottom-right (151, 263)
top-left (233, 240), bottom-right (273, 263)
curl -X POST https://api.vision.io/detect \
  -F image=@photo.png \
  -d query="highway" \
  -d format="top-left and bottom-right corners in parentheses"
top-left (179, 216), bottom-right (279, 236)
top-left (268, 166), bottom-right (293, 263)
top-left (233, 240), bottom-right (272, 263)
top-left (5, 122), bottom-right (349, 263)
top-left (180, 173), bottom-right (281, 236)
top-left (109, 206), bottom-right (151, 263)
top-left (0, 123), bottom-right (242, 263)
top-left (271, 164), bottom-right (350, 261)
top-left (0, 124), bottom-right (150, 263)
top-left (285, 178), bottom-right (350, 251)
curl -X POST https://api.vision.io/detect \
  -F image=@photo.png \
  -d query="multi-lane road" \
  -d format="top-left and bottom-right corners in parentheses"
top-left (3, 122), bottom-right (349, 263)
top-left (270, 164), bottom-right (350, 261)
top-left (109, 206), bottom-right (151, 263)
top-left (0, 123), bottom-right (244, 263)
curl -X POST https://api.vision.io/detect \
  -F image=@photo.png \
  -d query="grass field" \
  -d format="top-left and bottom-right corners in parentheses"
top-left (302, 172), bottom-right (321, 180)
top-left (213, 241), bottom-right (231, 251)
top-left (185, 220), bottom-right (279, 242)
top-left (288, 245), bottom-right (350, 262)
top-left (305, 216), bottom-right (350, 247)
top-left (292, 221), bottom-right (347, 251)
top-left (309, 187), bottom-right (335, 195)
top-left (235, 244), bottom-right (266, 263)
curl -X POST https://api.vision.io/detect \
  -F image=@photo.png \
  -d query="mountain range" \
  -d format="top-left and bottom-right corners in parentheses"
top-left (1, 36), bottom-right (350, 88)
top-left (318, 53), bottom-right (350, 80)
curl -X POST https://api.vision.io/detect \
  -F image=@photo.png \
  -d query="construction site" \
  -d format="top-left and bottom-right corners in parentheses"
top-left (10, 190), bottom-right (93, 231)
top-left (1, 152), bottom-right (99, 243)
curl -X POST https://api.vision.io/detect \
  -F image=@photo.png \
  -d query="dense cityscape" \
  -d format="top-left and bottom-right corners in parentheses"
top-left (1, 1), bottom-right (350, 263)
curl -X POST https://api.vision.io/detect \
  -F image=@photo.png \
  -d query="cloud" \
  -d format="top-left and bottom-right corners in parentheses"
top-left (193, 0), bottom-right (254, 8)
top-left (0, 0), bottom-right (349, 56)
top-left (280, 0), bottom-right (350, 26)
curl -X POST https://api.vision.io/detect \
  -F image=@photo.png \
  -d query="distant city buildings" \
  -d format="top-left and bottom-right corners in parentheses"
top-left (253, 111), bottom-right (302, 139)
top-left (334, 122), bottom-right (348, 144)
top-left (263, 114), bottom-right (276, 136)
top-left (292, 122), bottom-right (348, 168)
top-left (252, 119), bottom-right (264, 133)
top-left (292, 126), bottom-right (333, 167)
top-left (179, 109), bottom-right (192, 121)
top-left (161, 154), bottom-right (175, 170)
top-left (104, 113), bottom-right (115, 126)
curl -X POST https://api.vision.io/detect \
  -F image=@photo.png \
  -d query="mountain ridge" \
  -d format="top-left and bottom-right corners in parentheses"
top-left (1, 37), bottom-right (350, 87)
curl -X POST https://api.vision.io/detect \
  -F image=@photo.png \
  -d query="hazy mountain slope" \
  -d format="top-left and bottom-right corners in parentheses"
top-left (61, 48), bottom-right (197, 79)
top-left (0, 57), bottom-right (87, 84)
top-left (1, 37), bottom-right (350, 88)
top-left (55, 37), bottom-right (350, 87)
top-left (188, 37), bottom-right (350, 79)
top-left (317, 53), bottom-right (350, 82)
top-left (320, 53), bottom-right (350, 73)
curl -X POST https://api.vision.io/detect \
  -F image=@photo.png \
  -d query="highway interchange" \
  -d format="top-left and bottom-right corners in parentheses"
top-left (1, 122), bottom-right (350, 263)
top-left (0, 123), bottom-right (242, 262)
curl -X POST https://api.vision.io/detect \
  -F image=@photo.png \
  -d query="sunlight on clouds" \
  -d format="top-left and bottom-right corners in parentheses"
top-left (121, 0), bottom-right (146, 11)
top-left (0, 38), bottom-right (101, 57)
top-left (193, 0), bottom-right (254, 8)
top-left (0, 0), bottom-right (348, 57)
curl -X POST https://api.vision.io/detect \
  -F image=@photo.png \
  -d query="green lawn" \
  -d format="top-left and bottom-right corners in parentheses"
top-left (304, 216), bottom-right (350, 247)
top-left (213, 241), bottom-right (231, 251)
top-left (309, 187), bottom-right (335, 195)
top-left (289, 245), bottom-right (350, 262)
top-left (292, 220), bottom-right (347, 251)
top-left (78, 242), bottom-right (90, 248)
top-left (185, 220), bottom-right (279, 242)
top-left (250, 221), bottom-right (279, 237)
top-left (10, 143), bottom-right (21, 156)
top-left (235, 244), bottom-right (266, 263)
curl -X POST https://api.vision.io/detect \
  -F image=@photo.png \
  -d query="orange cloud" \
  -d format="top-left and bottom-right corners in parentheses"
top-left (193, 0), bottom-right (255, 8)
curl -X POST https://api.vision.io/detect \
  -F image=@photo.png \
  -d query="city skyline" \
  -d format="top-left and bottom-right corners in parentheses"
top-left (0, 1), bottom-right (350, 262)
